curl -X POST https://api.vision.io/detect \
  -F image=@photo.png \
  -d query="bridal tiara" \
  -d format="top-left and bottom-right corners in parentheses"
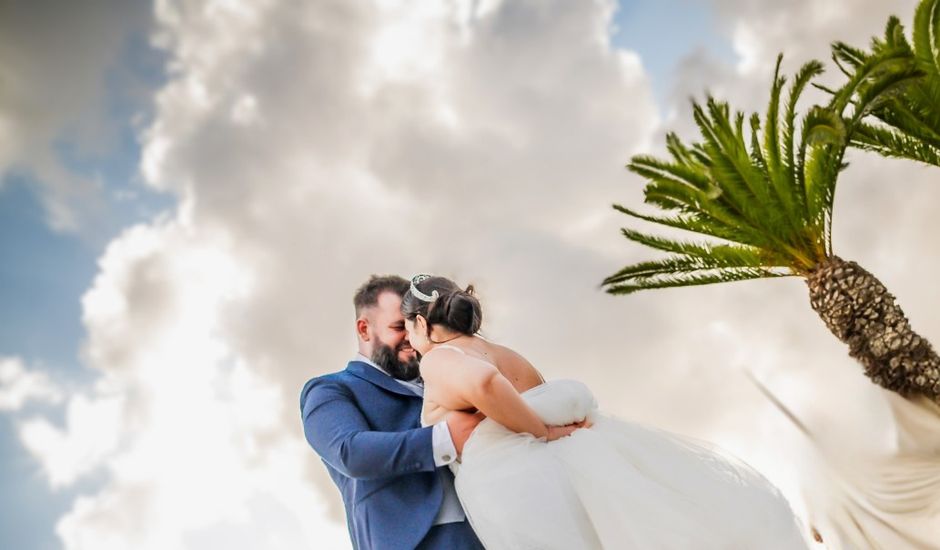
top-left (410, 274), bottom-right (440, 302)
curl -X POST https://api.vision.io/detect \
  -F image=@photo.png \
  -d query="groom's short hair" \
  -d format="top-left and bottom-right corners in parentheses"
top-left (353, 275), bottom-right (409, 317)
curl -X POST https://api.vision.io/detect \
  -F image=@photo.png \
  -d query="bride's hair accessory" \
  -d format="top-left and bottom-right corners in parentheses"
top-left (402, 274), bottom-right (482, 335)
top-left (410, 274), bottom-right (440, 303)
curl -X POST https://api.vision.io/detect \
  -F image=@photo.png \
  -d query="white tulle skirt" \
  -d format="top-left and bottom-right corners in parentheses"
top-left (453, 380), bottom-right (809, 549)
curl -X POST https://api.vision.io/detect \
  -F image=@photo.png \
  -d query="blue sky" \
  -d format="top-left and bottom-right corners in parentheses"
top-left (611, 0), bottom-right (735, 101)
top-left (4, 0), bottom-right (930, 547)
top-left (0, 2), bottom-right (736, 548)
top-left (0, 20), bottom-right (172, 549)
top-left (0, 0), bottom-right (734, 388)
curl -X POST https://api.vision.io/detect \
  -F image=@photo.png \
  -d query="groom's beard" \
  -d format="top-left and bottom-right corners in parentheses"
top-left (371, 340), bottom-right (421, 381)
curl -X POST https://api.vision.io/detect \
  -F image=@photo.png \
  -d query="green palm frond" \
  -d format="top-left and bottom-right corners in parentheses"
top-left (801, 105), bottom-right (847, 249)
top-left (604, 266), bottom-right (789, 296)
top-left (610, 204), bottom-right (771, 248)
top-left (853, 121), bottom-right (940, 165)
top-left (606, 39), bottom-right (925, 296)
top-left (604, 55), bottom-right (889, 295)
top-left (615, 228), bottom-right (773, 264)
top-left (784, 60), bottom-right (824, 207)
top-left (830, 0), bottom-right (940, 166)
top-left (602, 227), bottom-right (791, 294)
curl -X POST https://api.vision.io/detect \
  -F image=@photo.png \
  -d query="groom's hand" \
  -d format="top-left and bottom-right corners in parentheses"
top-left (446, 410), bottom-right (486, 456)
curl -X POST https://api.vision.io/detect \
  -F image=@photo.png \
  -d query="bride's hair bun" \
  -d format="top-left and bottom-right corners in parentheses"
top-left (401, 276), bottom-right (483, 336)
top-left (429, 287), bottom-right (482, 335)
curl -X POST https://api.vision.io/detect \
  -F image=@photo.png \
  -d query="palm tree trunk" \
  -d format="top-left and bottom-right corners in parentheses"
top-left (806, 256), bottom-right (940, 403)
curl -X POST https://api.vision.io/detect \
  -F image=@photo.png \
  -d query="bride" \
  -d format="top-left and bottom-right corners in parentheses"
top-left (402, 274), bottom-right (810, 549)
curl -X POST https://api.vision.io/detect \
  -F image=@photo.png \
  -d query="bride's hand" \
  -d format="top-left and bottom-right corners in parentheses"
top-left (544, 418), bottom-right (593, 441)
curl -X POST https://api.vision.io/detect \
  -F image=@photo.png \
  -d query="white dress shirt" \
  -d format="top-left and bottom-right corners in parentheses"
top-left (355, 353), bottom-right (458, 465)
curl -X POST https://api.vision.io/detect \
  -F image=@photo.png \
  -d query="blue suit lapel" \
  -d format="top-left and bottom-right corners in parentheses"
top-left (346, 361), bottom-right (422, 398)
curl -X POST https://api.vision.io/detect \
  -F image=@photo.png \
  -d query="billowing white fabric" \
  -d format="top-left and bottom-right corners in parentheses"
top-left (453, 379), bottom-right (810, 550)
top-left (800, 393), bottom-right (940, 550)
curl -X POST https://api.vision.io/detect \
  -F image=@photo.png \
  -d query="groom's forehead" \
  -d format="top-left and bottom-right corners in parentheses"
top-left (370, 291), bottom-right (403, 319)
top-left (376, 291), bottom-right (402, 308)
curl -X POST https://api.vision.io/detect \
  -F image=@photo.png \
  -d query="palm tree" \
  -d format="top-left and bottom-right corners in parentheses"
top-left (830, 0), bottom-right (940, 167)
top-left (604, 55), bottom-right (940, 404)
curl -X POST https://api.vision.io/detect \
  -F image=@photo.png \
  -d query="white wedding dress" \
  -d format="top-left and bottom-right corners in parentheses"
top-left (426, 348), bottom-right (810, 549)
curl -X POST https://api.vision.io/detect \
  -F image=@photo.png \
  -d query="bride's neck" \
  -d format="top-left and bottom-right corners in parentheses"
top-left (429, 325), bottom-right (464, 345)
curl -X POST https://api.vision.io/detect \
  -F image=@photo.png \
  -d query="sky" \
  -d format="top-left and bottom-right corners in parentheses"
top-left (0, 0), bottom-right (935, 548)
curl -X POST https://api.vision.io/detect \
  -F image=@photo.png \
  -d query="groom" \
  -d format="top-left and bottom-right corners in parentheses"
top-left (301, 275), bottom-right (485, 549)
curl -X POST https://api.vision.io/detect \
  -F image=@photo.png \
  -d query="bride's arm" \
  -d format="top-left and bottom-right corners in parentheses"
top-left (421, 350), bottom-right (571, 440)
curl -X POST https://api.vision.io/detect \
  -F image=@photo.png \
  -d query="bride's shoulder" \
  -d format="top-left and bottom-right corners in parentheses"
top-left (420, 345), bottom-right (498, 378)
top-left (486, 343), bottom-right (545, 391)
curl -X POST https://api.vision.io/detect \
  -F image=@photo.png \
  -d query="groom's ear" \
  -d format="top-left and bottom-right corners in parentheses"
top-left (356, 316), bottom-right (370, 342)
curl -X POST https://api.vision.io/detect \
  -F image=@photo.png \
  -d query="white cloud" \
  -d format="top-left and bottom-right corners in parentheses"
top-left (0, 357), bottom-right (63, 411)
top-left (34, 219), bottom-right (349, 548)
top-left (16, 0), bottom-right (940, 548)
top-left (661, 1), bottom-right (940, 546)
top-left (0, 0), bottom-right (151, 232)
top-left (19, 393), bottom-right (123, 489)
top-left (716, 0), bottom-right (918, 79)
top-left (663, 0), bottom-right (921, 135)
top-left (17, 0), bottom-right (668, 547)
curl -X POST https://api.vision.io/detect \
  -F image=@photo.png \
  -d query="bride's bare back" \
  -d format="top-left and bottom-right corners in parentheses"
top-left (420, 337), bottom-right (545, 426)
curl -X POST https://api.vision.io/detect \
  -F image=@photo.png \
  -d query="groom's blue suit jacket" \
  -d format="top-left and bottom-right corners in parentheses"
top-left (301, 360), bottom-right (473, 550)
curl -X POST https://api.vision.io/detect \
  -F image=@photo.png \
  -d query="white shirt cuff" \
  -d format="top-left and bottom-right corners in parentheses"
top-left (431, 420), bottom-right (458, 466)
